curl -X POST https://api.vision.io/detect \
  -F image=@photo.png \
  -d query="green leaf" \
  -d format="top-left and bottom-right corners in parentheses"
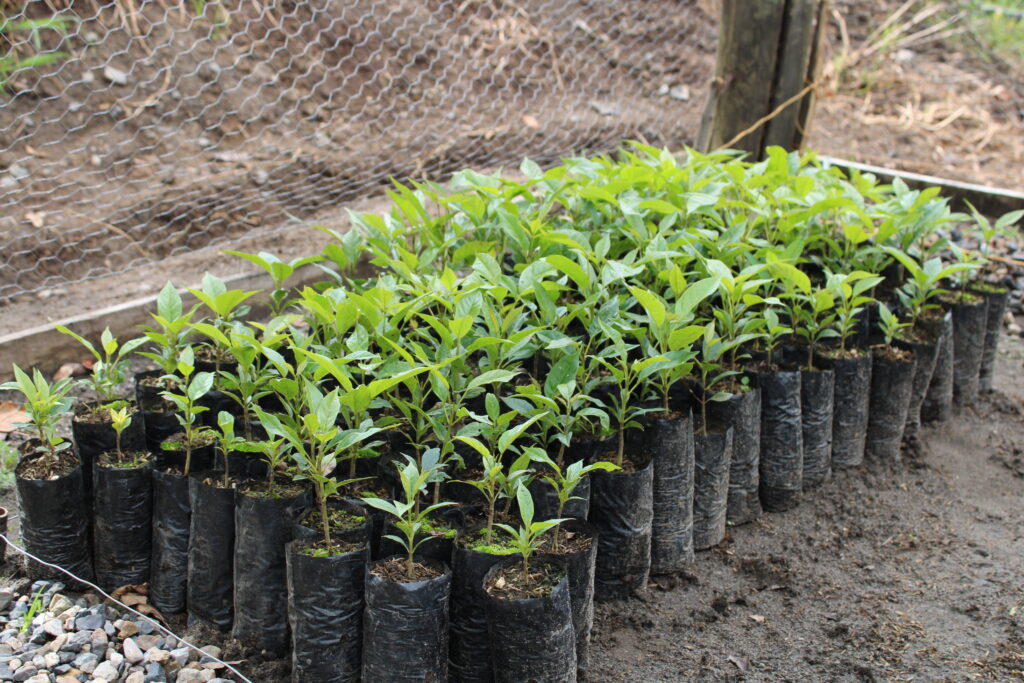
top-left (467, 369), bottom-right (518, 393)
top-left (188, 372), bottom-right (214, 401)
top-left (545, 254), bottom-right (591, 292)
top-left (628, 286), bottom-right (666, 328)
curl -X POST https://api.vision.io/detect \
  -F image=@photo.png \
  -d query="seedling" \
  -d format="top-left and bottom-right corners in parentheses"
top-left (827, 270), bottom-right (884, 352)
top-left (0, 366), bottom-right (74, 463)
top-left (19, 586), bottom-right (45, 636)
top-left (363, 457), bottom-right (455, 580)
top-left (527, 452), bottom-right (618, 550)
top-left (224, 250), bottom-right (323, 315)
top-left (54, 326), bottom-right (145, 403)
top-left (139, 282), bottom-right (198, 378)
top-left (159, 347), bottom-right (214, 475)
top-left (877, 304), bottom-right (909, 346)
top-left (494, 486), bottom-right (567, 577)
top-left (109, 406), bottom-right (132, 465)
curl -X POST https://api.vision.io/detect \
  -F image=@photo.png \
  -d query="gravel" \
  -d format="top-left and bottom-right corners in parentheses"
top-left (0, 580), bottom-right (237, 682)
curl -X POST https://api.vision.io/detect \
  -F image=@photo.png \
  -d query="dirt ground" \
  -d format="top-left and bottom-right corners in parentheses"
top-left (588, 335), bottom-right (1024, 682)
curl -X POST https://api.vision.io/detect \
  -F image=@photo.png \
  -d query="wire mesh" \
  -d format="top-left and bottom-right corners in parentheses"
top-left (0, 0), bottom-right (718, 304)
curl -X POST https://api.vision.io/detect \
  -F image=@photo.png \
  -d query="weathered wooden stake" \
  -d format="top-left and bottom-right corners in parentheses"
top-left (699, 0), bottom-right (828, 157)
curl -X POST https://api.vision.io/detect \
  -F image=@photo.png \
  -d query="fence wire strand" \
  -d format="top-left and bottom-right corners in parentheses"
top-left (0, 0), bottom-right (717, 304)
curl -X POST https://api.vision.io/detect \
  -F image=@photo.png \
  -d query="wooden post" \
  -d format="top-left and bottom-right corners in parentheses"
top-left (698, 0), bottom-right (828, 157)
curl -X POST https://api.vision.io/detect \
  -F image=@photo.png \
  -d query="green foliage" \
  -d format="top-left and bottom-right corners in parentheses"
top-left (54, 326), bottom-right (145, 401)
top-left (0, 365), bottom-right (74, 461)
top-left (494, 486), bottom-right (567, 575)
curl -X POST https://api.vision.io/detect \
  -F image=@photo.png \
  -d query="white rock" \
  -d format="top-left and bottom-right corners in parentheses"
top-left (42, 619), bottom-right (64, 637)
top-left (125, 672), bottom-right (145, 683)
top-left (177, 668), bottom-right (204, 683)
top-left (107, 649), bottom-right (123, 667)
top-left (669, 85), bottom-right (691, 101)
top-left (103, 66), bottom-right (129, 86)
top-left (123, 637), bottom-right (144, 664)
top-left (92, 660), bottom-right (119, 681)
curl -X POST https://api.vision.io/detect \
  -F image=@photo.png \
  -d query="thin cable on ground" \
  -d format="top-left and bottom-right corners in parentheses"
top-left (0, 534), bottom-right (253, 683)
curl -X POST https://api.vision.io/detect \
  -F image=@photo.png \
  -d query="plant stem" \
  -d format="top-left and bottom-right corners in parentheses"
top-left (318, 483), bottom-right (331, 549)
top-left (616, 427), bottom-right (625, 468)
top-left (486, 498), bottom-right (495, 546)
top-left (222, 447), bottom-right (230, 488)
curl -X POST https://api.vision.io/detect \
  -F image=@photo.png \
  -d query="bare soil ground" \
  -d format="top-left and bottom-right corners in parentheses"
top-left (588, 334), bottom-right (1024, 682)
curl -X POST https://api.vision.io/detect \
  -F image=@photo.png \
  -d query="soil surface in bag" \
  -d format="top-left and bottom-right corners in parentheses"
top-left (710, 389), bottom-right (762, 525)
top-left (693, 425), bottom-right (733, 550)
top-left (377, 516), bottom-right (457, 566)
top-left (232, 484), bottom-right (310, 655)
top-left (643, 411), bottom-right (695, 575)
top-left (800, 368), bottom-right (835, 489)
top-left (16, 453), bottom-right (93, 586)
top-left (72, 401), bottom-right (146, 512)
top-left (135, 370), bottom-right (181, 451)
top-left (187, 475), bottom-right (236, 631)
top-left (896, 332), bottom-right (940, 441)
top-left (287, 540), bottom-right (368, 683)
top-left (483, 559), bottom-right (577, 683)
top-left (976, 287), bottom-right (1009, 393)
top-left (588, 453), bottom-right (653, 600)
top-left (922, 311), bottom-right (955, 423)
top-left (92, 454), bottom-right (153, 591)
top-left (529, 467), bottom-right (590, 521)
top-left (821, 352), bottom-right (872, 469)
top-left (866, 347), bottom-right (917, 465)
top-left (756, 369), bottom-right (804, 512)
top-left (539, 520), bottom-right (599, 676)
top-left (361, 557), bottom-right (452, 683)
top-left (449, 542), bottom-right (509, 683)
top-left (951, 297), bottom-right (988, 408)
top-left (150, 468), bottom-right (190, 615)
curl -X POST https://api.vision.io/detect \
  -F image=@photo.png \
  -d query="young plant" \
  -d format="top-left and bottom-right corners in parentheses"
top-left (456, 412), bottom-right (542, 546)
top-left (139, 282), bottom-right (198, 377)
top-left (628, 277), bottom-right (716, 413)
top-left (109, 406), bottom-right (132, 465)
top-left (826, 270), bottom-right (884, 352)
top-left (54, 326), bottom-right (145, 403)
top-left (0, 366), bottom-right (74, 463)
top-left (877, 304), bottom-right (909, 347)
top-left (494, 486), bottom-right (566, 577)
top-left (693, 323), bottom-right (749, 435)
top-left (759, 306), bottom-right (792, 367)
top-left (788, 288), bottom-right (838, 370)
top-left (237, 428), bottom-right (289, 488)
top-left (224, 250), bottom-right (323, 315)
top-left (885, 249), bottom-right (974, 330)
top-left (160, 347), bottom-right (214, 475)
top-left (188, 273), bottom-right (259, 370)
top-left (363, 457), bottom-right (455, 580)
top-left (213, 411), bottom-right (245, 487)
top-left (591, 319), bottom-right (661, 466)
top-left (527, 451), bottom-right (618, 550)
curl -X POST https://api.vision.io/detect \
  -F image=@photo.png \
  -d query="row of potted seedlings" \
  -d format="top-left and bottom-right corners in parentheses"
top-left (3, 145), bottom-right (1020, 682)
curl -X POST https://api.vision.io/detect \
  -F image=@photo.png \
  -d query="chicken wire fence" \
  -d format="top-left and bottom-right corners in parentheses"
top-left (0, 0), bottom-right (718, 304)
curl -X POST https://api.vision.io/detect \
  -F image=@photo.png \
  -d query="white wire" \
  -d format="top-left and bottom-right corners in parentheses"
top-left (0, 534), bottom-right (253, 683)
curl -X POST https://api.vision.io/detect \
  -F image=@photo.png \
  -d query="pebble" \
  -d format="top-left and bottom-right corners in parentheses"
top-left (669, 85), bottom-right (691, 101)
top-left (117, 620), bottom-right (139, 639)
top-left (92, 659), bottom-right (119, 681)
top-left (48, 595), bottom-right (73, 617)
top-left (123, 637), bottom-right (143, 664)
top-left (136, 634), bottom-right (162, 651)
top-left (144, 662), bottom-right (165, 682)
top-left (0, 590), bottom-right (13, 611)
top-left (146, 648), bottom-right (169, 663)
top-left (72, 652), bottom-right (97, 671)
top-left (25, 675), bottom-right (49, 683)
top-left (170, 647), bottom-right (190, 666)
top-left (136, 620), bottom-right (157, 636)
top-left (11, 664), bottom-right (37, 681)
top-left (176, 667), bottom-right (204, 683)
top-left (125, 671), bottom-right (145, 683)
top-left (74, 606), bottom-right (105, 631)
top-left (103, 65), bottom-right (129, 86)
top-left (8, 165), bottom-right (29, 181)
top-left (43, 618), bottom-right (63, 637)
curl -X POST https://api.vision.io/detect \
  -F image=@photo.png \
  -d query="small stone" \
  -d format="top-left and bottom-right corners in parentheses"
top-left (0, 175), bottom-right (17, 189)
top-left (199, 669), bottom-right (216, 681)
top-left (47, 595), bottom-right (73, 617)
top-left (176, 667), bottom-right (203, 683)
top-left (144, 662), bottom-right (165, 682)
top-left (169, 647), bottom-right (189, 667)
top-left (43, 619), bottom-right (64, 637)
top-left (198, 645), bottom-right (221, 662)
top-left (31, 654), bottom-right (45, 667)
top-left (29, 626), bottom-right (47, 644)
top-left (0, 663), bottom-right (11, 679)
top-left (198, 136), bottom-right (212, 149)
top-left (84, 30), bottom-right (100, 43)
top-left (107, 649), bottom-right (123, 667)
top-left (118, 621), bottom-right (139, 639)
top-left (74, 607), bottom-right (105, 632)
top-left (8, 165), bottom-right (29, 181)
top-left (669, 85), bottom-right (691, 101)
top-left (5, 637), bottom-right (23, 650)
top-left (12, 664), bottom-right (37, 682)
top-left (252, 169), bottom-right (269, 186)
top-left (65, 630), bottom-right (90, 652)
top-left (135, 620), bottom-right (157, 636)
top-left (0, 590), bottom-right (13, 611)
top-left (9, 657), bottom-right (22, 670)
top-left (93, 627), bottom-right (108, 644)
top-left (103, 621), bottom-right (115, 637)
top-left (92, 660), bottom-right (119, 681)
top-left (125, 671), bottom-right (145, 683)
top-left (42, 632), bottom-right (67, 654)
top-left (103, 65), bottom-right (129, 85)
top-left (57, 675), bottom-right (79, 683)
top-left (136, 635), bottom-right (162, 651)
top-left (24, 674), bottom-right (49, 683)
top-left (146, 648), bottom-right (169, 663)
top-left (72, 652), bottom-right (97, 671)
top-left (43, 652), bottom-right (59, 668)
top-left (123, 638), bottom-right (143, 664)
top-left (164, 636), bottom-right (177, 649)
